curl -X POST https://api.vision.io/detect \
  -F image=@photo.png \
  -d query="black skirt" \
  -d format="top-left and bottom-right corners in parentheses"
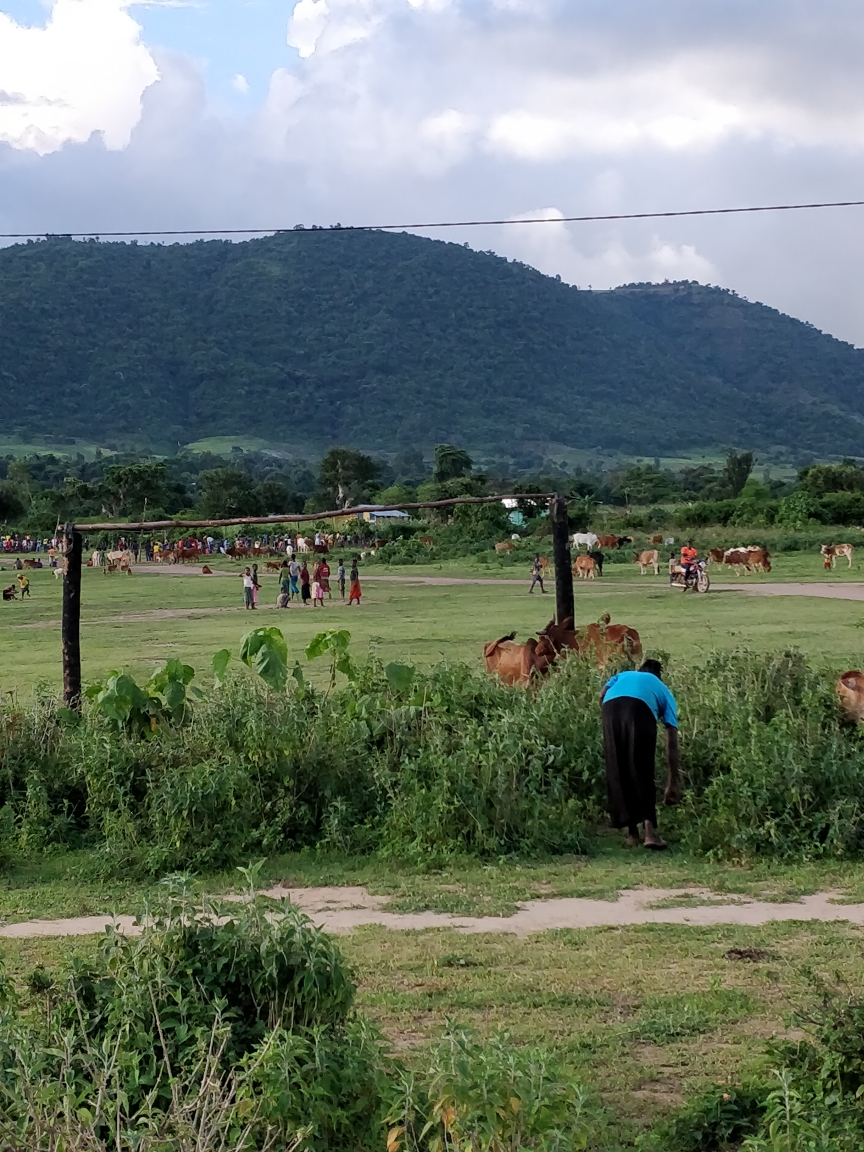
top-left (602, 696), bottom-right (658, 829)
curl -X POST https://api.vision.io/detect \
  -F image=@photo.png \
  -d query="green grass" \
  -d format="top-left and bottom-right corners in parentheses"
top-left (2, 551), bottom-right (864, 696)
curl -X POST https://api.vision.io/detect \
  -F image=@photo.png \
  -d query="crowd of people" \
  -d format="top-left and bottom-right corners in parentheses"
top-left (240, 556), bottom-right (363, 610)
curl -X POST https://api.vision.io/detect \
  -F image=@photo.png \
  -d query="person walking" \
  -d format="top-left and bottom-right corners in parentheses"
top-left (241, 567), bottom-right (255, 610)
top-left (289, 555), bottom-right (300, 601)
top-left (529, 554), bottom-right (547, 595)
top-left (319, 558), bottom-right (332, 600)
top-left (348, 559), bottom-right (362, 605)
top-left (16, 574), bottom-right (30, 598)
top-left (337, 558), bottom-right (346, 600)
top-left (300, 561), bottom-right (311, 606)
top-left (600, 659), bottom-right (679, 850)
top-left (251, 563), bottom-right (260, 607)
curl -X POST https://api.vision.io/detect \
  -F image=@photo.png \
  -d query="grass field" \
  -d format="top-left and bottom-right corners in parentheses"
top-left (4, 547), bottom-right (864, 1144)
top-left (2, 548), bottom-right (864, 696)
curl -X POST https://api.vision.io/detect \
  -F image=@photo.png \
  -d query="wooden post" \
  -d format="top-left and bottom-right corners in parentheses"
top-left (62, 521), bottom-right (83, 709)
top-left (550, 494), bottom-right (574, 626)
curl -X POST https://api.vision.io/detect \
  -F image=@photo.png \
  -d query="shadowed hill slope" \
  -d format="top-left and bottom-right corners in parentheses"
top-left (0, 231), bottom-right (861, 456)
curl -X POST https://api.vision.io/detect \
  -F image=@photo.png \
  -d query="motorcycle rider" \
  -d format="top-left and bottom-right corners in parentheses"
top-left (679, 540), bottom-right (698, 586)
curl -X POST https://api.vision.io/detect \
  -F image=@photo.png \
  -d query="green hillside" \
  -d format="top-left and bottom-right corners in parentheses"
top-left (0, 231), bottom-right (862, 456)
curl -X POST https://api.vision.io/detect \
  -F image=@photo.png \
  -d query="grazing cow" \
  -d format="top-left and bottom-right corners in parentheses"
top-left (647, 535), bottom-right (664, 546)
top-left (723, 549), bottom-right (753, 575)
top-left (495, 541), bottom-right (515, 555)
top-left (572, 555), bottom-right (596, 580)
top-left (707, 549), bottom-right (725, 565)
top-left (572, 532), bottom-right (599, 550)
top-left (837, 670), bottom-right (864, 722)
top-left (482, 633), bottom-right (547, 686)
top-left (634, 549), bottom-right (660, 575)
top-left (821, 543), bottom-right (853, 569)
top-left (418, 535), bottom-right (434, 546)
top-left (2, 585), bottom-right (16, 601)
top-left (588, 549), bottom-right (605, 576)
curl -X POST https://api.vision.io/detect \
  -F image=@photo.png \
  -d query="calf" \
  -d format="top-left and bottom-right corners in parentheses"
top-left (588, 549), bottom-right (605, 576)
top-left (633, 549), bottom-right (660, 575)
top-left (495, 541), bottom-right (515, 555)
top-left (572, 555), bottom-right (596, 580)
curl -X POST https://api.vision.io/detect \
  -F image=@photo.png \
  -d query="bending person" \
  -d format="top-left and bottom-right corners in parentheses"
top-left (600, 659), bottom-right (679, 850)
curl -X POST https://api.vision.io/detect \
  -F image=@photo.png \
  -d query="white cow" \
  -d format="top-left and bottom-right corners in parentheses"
top-left (296, 536), bottom-right (311, 553)
top-left (90, 550), bottom-right (102, 568)
top-left (572, 532), bottom-right (599, 550)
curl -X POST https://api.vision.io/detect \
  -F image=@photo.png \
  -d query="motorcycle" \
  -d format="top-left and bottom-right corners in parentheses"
top-left (670, 558), bottom-right (710, 593)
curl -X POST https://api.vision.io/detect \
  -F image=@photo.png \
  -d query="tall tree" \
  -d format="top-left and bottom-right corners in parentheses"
top-left (197, 468), bottom-right (262, 518)
top-left (102, 462), bottom-right (169, 517)
top-left (722, 450), bottom-right (755, 498)
top-left (319, 448), bottom-right (380, 508)
top-left (433, 444), bottom-right (472, 483)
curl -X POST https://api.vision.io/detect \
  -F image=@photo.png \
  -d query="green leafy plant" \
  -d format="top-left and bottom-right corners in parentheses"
top-left (305, 629), bottom-right (358, 689)
top-left (240, 627), bottom-right (288, 692)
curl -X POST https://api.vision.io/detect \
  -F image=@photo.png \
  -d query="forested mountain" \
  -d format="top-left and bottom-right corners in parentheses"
top-left (0, 231), bottom-right (862, 457)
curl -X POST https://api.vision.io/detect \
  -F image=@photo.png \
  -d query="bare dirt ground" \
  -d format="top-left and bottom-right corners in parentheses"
top-left (5, 886), bottom-right (864, 938)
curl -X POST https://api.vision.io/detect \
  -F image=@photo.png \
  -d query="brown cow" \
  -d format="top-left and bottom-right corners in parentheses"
top-left (483, 633), bottom-right (548, 686)
top-left (265, 561), bottom-right (283, 571)
top-left (418, 535), bottom-right (434, 546)
top-left (747, 547), bottom-right (771, 573)
top-left (707, 548), bottom-right (725, 565)
top-left (201, 565), bottom-right (213, 574)
top-left (633, 549), bottom-right (660, 575)
top-left (837, 670), bottom-right (864, 722)
top-left (647, 535), bottom-right (663, 545)
top-left (495, 541), bottom-right (515, 555)
top-left (596, 535), bottom-right (619, 549)
top-left (723, 549), bottom-right (752, 575)
top-left (537, 613), bottom-right (643, 667)
top-left (821, 543), bottom-right (853, 569)
top-left (22, 558), bottom-right (41, 569)
top-left (572, 555), bottom-right (596, 580)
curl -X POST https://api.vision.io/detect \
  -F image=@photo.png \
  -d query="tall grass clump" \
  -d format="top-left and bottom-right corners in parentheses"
top-left (673, 649), bottom-right (864, 859)
top-left (2, 642), bottom-right (864, 868)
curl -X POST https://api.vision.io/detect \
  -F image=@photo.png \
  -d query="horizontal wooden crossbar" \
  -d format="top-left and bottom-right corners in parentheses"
top-left (73, 493), bottom-right (559, 533)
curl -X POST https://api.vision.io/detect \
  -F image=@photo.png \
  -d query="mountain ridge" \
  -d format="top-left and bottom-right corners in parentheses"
top-left (0, 231), bottom-right (861, 457)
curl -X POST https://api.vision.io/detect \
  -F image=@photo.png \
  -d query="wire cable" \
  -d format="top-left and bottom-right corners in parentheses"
top-left (2, 197), bottom-right (863, 240)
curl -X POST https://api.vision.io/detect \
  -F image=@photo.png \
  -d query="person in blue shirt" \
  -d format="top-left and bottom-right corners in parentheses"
top-left (600, 660), bottom-right (680, 850)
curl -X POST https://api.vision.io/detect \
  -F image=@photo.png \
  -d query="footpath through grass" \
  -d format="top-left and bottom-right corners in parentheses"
top-left (3, 843), bottom-right (864, 1146)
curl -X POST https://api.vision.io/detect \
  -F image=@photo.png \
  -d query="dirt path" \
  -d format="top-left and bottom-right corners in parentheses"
top-left (129, 566), bottom-right (864, 598)
top-left (4, 886), bottom-right (864, 939)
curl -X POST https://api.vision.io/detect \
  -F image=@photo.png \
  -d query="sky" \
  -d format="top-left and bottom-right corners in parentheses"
top-left (0, 0), bottom-right (862, 346)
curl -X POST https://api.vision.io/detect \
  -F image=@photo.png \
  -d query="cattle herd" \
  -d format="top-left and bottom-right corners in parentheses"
top-left (483, 612), bottom-right (642, 686)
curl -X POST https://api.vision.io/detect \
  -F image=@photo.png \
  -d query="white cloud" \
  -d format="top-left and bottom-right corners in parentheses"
top-left (232, 72), bottom-right (249, 93)
top-left (0, 0), bottom-right (158, 155)
top-left (500, 208), bottom-right (716, 289)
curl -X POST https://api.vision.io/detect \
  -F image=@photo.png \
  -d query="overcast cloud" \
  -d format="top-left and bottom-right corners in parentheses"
top-left (0, 0), bottom-right (862, 344)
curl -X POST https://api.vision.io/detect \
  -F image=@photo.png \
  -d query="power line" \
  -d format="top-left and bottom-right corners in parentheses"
top-left (2, 198), bottom-right (863, 240)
